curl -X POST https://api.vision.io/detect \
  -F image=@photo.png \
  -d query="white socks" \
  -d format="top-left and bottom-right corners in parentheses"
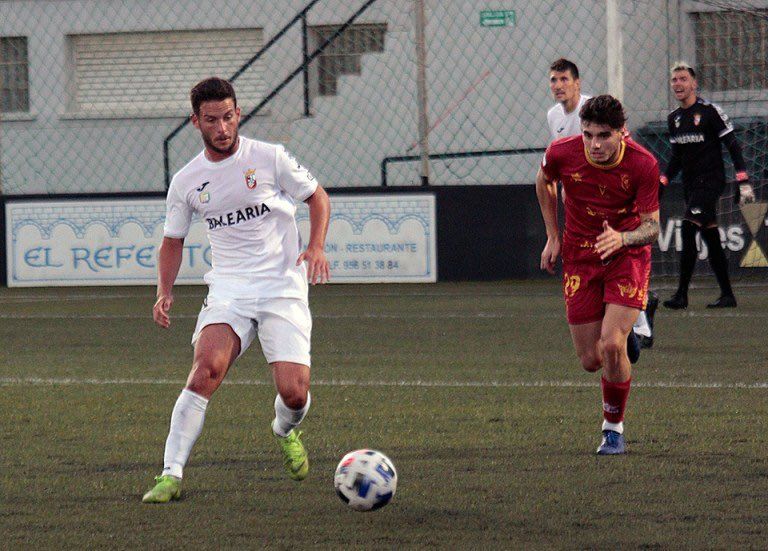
top-left (602, 420), bottom-right (624, 434)
top-left (162, 389), bottom-right (209, 479)
top-left (160, 389), bottom-right (309, 478)
top-left (272, 392), bottom-right (311, 437)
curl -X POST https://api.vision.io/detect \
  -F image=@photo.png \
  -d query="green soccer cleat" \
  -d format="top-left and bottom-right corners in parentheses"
top-left (141, 475), bottom-right (182, 504)
top-left (275, 428), bottom-right (309, 481)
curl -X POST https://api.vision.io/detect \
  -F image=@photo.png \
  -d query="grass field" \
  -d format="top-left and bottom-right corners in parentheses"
top-left (1, 280), bottom-right (767, 549)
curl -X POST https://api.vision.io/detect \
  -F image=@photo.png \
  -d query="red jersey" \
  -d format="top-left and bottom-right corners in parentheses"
top-left (541, 136), bottom-right (659, 256)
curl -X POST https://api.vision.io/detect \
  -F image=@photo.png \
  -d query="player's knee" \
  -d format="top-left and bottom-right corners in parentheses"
top-left (600, 334), bottom-right (625, 364)
top-left (578, 352), bottom-right (602, 372)
top-left (280, 386), bottom-right (308, 409)
top-left (188, 355), bottom-right (229, 391)
top-left (278, 375), bottom-right (310, 409)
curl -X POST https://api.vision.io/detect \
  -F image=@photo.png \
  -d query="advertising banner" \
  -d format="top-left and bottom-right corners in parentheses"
top-left (5, 194), bottom-right (437, 286)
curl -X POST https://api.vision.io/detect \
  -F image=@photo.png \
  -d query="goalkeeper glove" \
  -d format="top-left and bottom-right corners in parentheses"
top-left (658, 174), bottom-right (669, 200)
top-left (736, 172), bottom-right (755, 206)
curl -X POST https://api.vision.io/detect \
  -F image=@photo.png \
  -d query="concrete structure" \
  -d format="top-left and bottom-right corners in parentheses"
top-left (0, 0), bottom-right (765, 194)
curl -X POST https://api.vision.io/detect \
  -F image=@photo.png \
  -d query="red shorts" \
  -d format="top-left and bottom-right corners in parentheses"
top-left (561, 243), bottom-right (651, 325)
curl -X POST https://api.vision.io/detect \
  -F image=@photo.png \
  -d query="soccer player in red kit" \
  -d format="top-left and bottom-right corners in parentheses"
top-left (535, 95), bottom-right (660, 455)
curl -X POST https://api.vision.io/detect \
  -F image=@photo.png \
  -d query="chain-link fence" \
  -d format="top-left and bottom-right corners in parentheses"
top-left (1, 0), bottom-right (765, 193)
top-left (1, 0), bottom-right (767, 278)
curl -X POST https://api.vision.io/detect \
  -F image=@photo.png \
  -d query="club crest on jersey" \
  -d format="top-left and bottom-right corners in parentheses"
top-left (693, 113), bottom-right (701, 126)
top-left (674, 115), bottom-right (681, 128)
top-left (621, 174), bottom-right (630, 191)
top-left (199, 191), bottom-right (210, 203)
top-left (244, 168), bottom-right (258, 189)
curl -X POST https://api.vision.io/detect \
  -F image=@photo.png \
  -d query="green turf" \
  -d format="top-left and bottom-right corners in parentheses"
top-left (1, 281), bottom-right (767, 548)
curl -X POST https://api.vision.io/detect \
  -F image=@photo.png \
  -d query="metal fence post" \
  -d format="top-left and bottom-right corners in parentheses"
top-left (414, 0), bottom-right (431, 186)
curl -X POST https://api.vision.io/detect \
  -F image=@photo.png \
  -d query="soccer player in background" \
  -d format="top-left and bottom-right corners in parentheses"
top-left (546, 58), bottom-right (590, 141)
top-left (142, 77), bottom-right (331, 503)
top-left (536, 95), bottom-right (660, 455)
top-left (546, 58), bottom-right (657, 350)
top-left (661, 62), bottom-right (755, 310)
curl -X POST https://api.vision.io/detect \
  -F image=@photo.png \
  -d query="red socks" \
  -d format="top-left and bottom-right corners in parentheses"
top-left (601, 377), bottom-right (631, 423)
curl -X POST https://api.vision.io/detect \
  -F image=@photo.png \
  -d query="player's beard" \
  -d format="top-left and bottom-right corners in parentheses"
top-left (203, 129), bottom-right (239, 157)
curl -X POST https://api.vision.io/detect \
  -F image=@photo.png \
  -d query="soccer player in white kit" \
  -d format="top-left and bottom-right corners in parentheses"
top-left (546, 58), bottom-right (590, 142)
top-left (142, 77), bottom-right (330, 503)
top-left (546, 58), bottom-right (657, 353)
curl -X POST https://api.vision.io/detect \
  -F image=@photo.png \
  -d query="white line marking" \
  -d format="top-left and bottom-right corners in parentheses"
top-left (2, 282), bottom-right (766, 303)
top-left (2, 311), bottom-right (768, 320)
top-left (0, 312), bottom-right (521, 320)
top-left (0, 291), bottom-right (528, 303)
top-left (1, 377), bottom-right (766, 389)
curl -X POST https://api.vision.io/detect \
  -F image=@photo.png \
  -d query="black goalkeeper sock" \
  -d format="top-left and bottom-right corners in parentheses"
top-left (677, 220), bottom-right (698, 297)
top-left (701, 226), bottom-right (734, 297)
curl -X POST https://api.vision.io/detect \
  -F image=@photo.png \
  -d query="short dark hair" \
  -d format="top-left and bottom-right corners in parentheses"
top-left (190, 77), bottom-right (237, 115)
top-left (670, 61), bottom-right (696, 79)
top-left (579, 95), bottom-right (626, 130)
top-left (549, 58), bottom-right (580, 80)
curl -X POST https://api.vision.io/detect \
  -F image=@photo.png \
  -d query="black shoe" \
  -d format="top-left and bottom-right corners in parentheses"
top-left (663, 293), bottom-right (688, 310)
top-left (706, 294), bottom-right (737, 308)
top-left (627, 330), bottom-right (640, 364)
top-left (638, 335), bottom-right (653, 349)
top-left (639, 291), bottom-right (659, 349)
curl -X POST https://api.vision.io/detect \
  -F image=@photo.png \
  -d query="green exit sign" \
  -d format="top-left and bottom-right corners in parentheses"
top-left (480, 10), bottom-right (516, 27)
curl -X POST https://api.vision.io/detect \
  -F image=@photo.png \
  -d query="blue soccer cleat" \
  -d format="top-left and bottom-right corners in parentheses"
top-left (596, 430), bottom-right (626, 455)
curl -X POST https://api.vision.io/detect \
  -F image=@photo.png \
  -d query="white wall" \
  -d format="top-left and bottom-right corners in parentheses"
top-left (0, 0), bottom-right (761, 193)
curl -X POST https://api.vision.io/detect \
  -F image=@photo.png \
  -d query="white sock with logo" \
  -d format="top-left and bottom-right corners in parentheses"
top-left (162, 389), bottom-right (209, 479)
top-left (602, 420), bottom-right (624, 434)
top-left (272, 392), bottom-right (311, 437)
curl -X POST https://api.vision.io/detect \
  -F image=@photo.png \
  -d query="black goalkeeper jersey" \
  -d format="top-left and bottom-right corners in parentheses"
top-left (665, 97), bottom-right (743, 186)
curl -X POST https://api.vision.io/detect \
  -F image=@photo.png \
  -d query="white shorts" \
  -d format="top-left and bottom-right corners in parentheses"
top-left (191, 295), bottom-right (312, 366)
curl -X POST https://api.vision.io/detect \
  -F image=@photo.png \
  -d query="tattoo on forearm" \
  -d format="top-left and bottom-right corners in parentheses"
top-left (622, 219), bottom-right (660, 247)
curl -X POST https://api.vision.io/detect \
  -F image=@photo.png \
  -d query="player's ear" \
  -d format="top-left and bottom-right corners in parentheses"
top-left (191, 112), bottom-right (199, 128)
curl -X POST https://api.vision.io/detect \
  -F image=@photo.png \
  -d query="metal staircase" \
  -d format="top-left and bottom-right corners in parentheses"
top-left (162, 0), bottom-right (380, 188)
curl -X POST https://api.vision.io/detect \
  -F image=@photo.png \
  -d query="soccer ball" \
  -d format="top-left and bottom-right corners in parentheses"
top-left (333, 449), bottom-right (397, 511)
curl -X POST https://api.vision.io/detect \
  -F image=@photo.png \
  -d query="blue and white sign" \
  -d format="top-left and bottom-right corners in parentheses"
top-left (5, 199), bottom-right (209, 286)
top-left (298, 194), bottom-right (436, 283)
top-left (5, 194), bottom-right (436, 286)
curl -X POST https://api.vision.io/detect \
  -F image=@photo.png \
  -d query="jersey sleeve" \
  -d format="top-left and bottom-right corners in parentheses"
top-left (710, 103), bottom-right (734, 138)
top-left (540, 142), bottom-right (561, 181)
top-left (163, 176), bottom-right (193, 238)
top-left (635, 157), bottom-right (660, 214)
top-left (275, 145), bottom-right (319, 201)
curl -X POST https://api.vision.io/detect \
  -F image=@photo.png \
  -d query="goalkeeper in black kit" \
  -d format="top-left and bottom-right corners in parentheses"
top-left (660, 62), bottom-right (755, 310)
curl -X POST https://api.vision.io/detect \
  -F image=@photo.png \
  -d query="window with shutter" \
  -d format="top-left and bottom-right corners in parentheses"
top-left (68, 29), bottom-right (266, 117)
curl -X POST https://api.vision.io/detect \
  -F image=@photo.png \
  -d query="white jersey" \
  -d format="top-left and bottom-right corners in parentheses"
top-left (164, 137), bottom-right (318, 300)
top-left (547, 94), bottom-right (590, 140)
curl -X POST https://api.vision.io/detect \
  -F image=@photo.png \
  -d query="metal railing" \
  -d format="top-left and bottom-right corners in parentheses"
top-left (162, 0), bottom-right (379, 188)
top-left (380, 147), bottom-right (546, 187)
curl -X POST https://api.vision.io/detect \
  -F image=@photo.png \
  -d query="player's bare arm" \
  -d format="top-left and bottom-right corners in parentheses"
top-left (298, 185), bottom-right (331, 285)
top-left (535, 166), bottom-right (561, 274)
top-left (622, 211), bottom-right (660, 246)
top-left (153, 236), bottom-right (185, 328)
top-left (595, 211), bottom-right (660, 260)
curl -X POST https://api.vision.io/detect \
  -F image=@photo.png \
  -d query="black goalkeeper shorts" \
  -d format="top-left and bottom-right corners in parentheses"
top-left (683, 176), bottom-right (725, 226)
